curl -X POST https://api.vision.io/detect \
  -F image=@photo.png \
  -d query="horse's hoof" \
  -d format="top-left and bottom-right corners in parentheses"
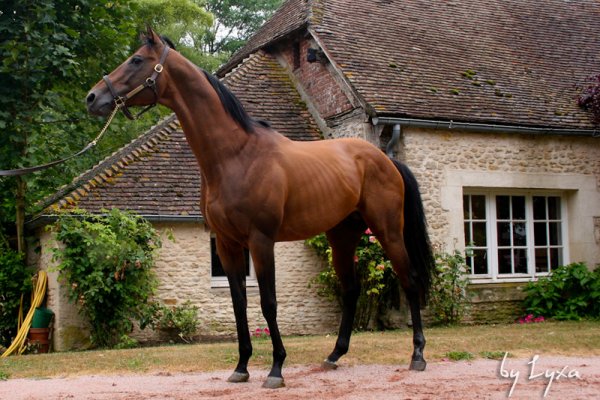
top-left (409, 359), bottom-right (427, 371)
top-left (227, 371), bottom-right (250, 383)
top-left (262, 376), bottom-right (285, 389)
top-left (322, 359), bottom-right (338, 370)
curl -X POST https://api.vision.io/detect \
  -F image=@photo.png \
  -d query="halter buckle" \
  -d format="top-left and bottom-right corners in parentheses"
top-left (154, 64), bottom-right (164, 73)
top-left (115, 96), bottom-right (127, 107)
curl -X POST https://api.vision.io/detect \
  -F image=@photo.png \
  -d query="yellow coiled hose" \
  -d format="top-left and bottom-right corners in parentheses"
top-left (1, 270), bottom-right (48, 357)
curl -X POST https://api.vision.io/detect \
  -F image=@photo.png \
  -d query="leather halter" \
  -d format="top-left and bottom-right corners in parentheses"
top-left (102, 44), bottom-right (170, 120)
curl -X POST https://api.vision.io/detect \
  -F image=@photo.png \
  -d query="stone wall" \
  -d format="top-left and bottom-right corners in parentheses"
top-left (402, 127), bottom-right (600, 267)
top-left (466, 283), bottom-right (527, 324)
top-left (37, 221), bottom-right (340, 350)
top-left (140, 222), bottom-right (340, 341)
top-left (36, 228), bottom-right (91, 351)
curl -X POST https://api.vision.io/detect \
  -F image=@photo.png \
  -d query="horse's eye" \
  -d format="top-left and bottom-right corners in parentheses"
top-left (130, 56), bottom-right (144, 65)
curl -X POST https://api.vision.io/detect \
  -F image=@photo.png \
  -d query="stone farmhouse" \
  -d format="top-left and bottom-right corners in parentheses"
top-left (30, 0), bottom-right (600, 350)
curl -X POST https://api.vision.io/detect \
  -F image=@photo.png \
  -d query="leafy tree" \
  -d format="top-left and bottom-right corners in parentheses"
top-left (0, 0), bottom-right (159, 251)
top-left (0, 233), bottom-right (32, 348)
top-left (202, 0), bottom-right (283, 54)
top-left (132, 0), bottom-right (216, 68)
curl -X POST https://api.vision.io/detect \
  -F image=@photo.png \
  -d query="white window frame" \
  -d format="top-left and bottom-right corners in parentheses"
top-left (463, 190), bottom-right (569, 284)
top-left (210, 235), bottom-right (258, 288)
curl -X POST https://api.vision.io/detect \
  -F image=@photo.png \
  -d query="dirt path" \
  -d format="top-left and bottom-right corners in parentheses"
top-left (1, 356), bottom-right (598, 400)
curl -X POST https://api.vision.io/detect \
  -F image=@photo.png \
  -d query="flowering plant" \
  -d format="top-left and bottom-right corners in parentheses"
top-left (578, 74), bottom-right (600, 125)
top-left (252, 327), bottom-right (270, 338)
top-left (306, 229), bottom-right (399, 330)
top-left (517, 314), bottom-right (545, 324)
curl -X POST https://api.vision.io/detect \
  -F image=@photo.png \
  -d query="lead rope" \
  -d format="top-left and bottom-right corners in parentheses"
top-left (0, 104), bottom-right (121, 177)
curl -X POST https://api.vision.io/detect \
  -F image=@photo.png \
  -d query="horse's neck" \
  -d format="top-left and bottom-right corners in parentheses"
top-left (162, 55), bottom-right (249, 185)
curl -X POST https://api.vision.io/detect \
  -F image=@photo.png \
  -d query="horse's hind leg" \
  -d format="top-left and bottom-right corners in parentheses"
top-left (405, 285), bottom-right (427, 370)
top-left (375, 232), bottom-right (427, 371)
top-left (323, 213), bottom-right (366, 369)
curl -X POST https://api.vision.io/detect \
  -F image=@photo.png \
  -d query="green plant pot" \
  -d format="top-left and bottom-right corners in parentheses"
top-left (31, 307), bottom-right (54, 328)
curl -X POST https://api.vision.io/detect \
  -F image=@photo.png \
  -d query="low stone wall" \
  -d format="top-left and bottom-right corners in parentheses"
top-left (465, 283), bottom-right (527, 324)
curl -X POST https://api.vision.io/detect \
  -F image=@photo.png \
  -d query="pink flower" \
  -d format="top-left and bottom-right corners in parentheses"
top-left (365, 228), bottom-right (373, 235)
top-left (354, 255), bottom-right (359, 263)
top-left (369, 236), bottom-right (377, 243)
top-left (376, 264), bottom-right (385, 271)
top-left (264, 327), bottom-right (270, 336)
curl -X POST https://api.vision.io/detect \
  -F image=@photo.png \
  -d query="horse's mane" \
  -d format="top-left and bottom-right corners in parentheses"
top-left (144, 32), bottom-right (259, 133)
top-left (201, 70), bottom-right (257, 133)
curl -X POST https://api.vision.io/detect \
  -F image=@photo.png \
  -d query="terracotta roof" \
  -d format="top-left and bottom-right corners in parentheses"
top-left (220, 0), bottom-right (309, 75)
top-left (40, 52), bottom-right (320, 217)
top-left (223, 50), bottom-right (321, 140)
top-left (221, 0), bottom-right (600, 129)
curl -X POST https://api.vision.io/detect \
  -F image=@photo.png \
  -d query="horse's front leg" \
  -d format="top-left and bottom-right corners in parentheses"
top-left (217, 238), bottom-right (253, 383)
top-left (250, 235), bottom-right (287, 389)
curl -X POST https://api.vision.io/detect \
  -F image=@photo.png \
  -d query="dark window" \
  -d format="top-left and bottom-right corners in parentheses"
top-left (210, 237), bottom-right (251, 277)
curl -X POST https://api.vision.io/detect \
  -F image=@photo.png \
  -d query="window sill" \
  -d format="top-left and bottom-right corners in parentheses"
top-left (469, 274), bottom-right (550, 285)
top-left (210, 277), bottom-right (259, 289)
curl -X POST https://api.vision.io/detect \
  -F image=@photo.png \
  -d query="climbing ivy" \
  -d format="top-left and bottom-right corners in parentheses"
top-left (51, 209), bottom-right (160, 348)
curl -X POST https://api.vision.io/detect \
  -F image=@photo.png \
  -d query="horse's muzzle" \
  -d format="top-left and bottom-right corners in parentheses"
top-left (86, 89), bottom-right (114, 117)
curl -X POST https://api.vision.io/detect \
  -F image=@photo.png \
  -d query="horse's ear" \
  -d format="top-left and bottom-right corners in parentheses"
top-left (141, 25), bottom-right (160, 46)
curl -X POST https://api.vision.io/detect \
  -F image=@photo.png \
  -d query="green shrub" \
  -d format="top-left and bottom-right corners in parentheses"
top-left (523, 262), bottom-right (600, 320)
top-left (0, 236), bottom-right (32, 348)
top-left (428, 250), bottom-right (471, 325)
top-left (51, 209), bottom-right (161, 348)
top-left (147, 301), bottom-right (200, 343)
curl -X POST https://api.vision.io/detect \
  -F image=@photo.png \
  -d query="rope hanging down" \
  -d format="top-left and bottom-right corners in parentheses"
top-left (0, 105), bottom-right (120, 177)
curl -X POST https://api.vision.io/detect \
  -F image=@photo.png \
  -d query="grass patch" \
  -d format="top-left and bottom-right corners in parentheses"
top-left (479, 351), bottom-right (510, 360)
top-left (445, 351), bottom-right (474, 361)
top-left (0, 321), bottom-right (598, 379)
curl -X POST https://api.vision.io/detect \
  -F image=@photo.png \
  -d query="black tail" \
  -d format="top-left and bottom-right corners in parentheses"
top-left (392, 159), bottom-right (435, 304)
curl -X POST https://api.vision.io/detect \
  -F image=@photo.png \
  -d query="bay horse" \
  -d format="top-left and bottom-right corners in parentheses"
top-left (86, 28), bottom-right (434, 389)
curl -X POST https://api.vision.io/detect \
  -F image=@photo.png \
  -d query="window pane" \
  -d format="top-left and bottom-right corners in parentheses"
top-left (473, 249), bottom-right (488, 274)
top-left (514, 249), bottom-right (528, 273)
top-left (534, 222), bottom-right (547, 246)
top-left (550, 248), bottom-right (562, 270)
top-left (512, 196), bottom-right (526, 219)
top-left (497, 222), bottom-right (511, 246)
top-left (496, 196), bottom-right (510, 219)
top-left (498, 249), bottom-right (512, 274)
top-left (211, 238), bottom-right (251, 277)
top-left (464, 222), bottom-right (471, 244)
top-left (535, 248), bottom-right (549, 273)
top-left (533, 196), bottom-right (546, 220)
top-left (211, 238), bottom-right (226, 277)
top-left (463, 195), bottom-right (470, 219)
top-left (548, 197), bottom-right (561, 219)
top-left (513, 222), bottom-right (527, 246)
top-left (549, 222), bottom-right (562, 245)
top-left (473, 222), bottom-right (487, 246)
top-left (471, 195), bottom-right (486, 220)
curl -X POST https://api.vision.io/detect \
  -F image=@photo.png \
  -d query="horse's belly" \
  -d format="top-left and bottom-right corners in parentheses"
top-left (276, 199), bottom-right (357, 241)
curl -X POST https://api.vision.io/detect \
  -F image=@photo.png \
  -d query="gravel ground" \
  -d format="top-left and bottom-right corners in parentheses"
top-left (1, 356), bottom-right (598, 400)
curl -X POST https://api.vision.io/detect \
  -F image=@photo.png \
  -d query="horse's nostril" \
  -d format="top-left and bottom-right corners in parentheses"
top-left (86, 92), bottom-right (96, 104)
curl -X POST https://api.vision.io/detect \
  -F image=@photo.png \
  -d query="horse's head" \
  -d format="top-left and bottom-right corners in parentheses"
top-left (86, 27), bottom-right (171, 119)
